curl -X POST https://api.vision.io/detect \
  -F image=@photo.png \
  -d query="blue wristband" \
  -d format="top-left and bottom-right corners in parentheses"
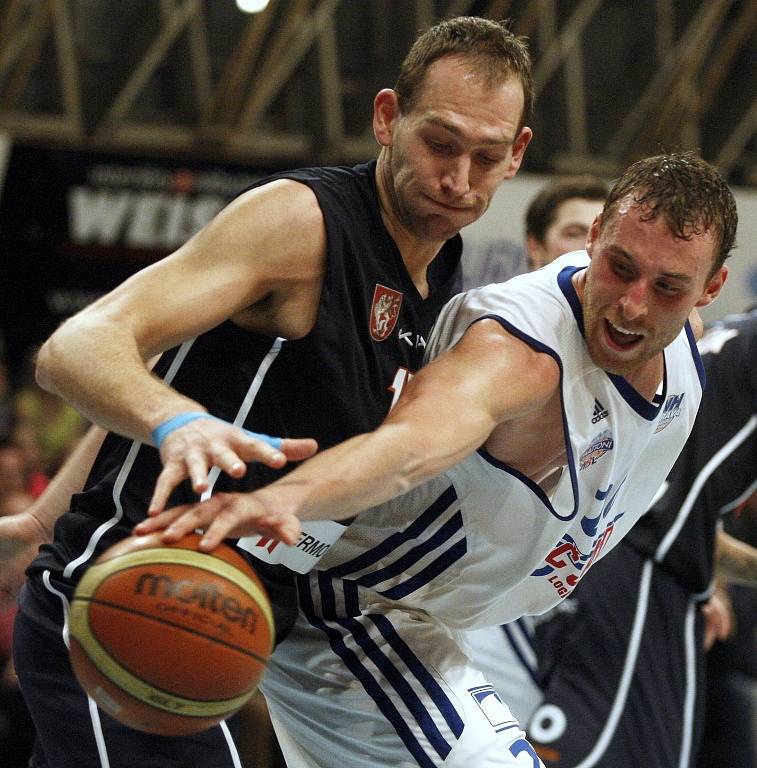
top-left (152, 411), bottom-right (282, 451)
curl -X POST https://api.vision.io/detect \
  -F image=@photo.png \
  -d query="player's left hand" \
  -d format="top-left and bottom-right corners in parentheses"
top-left (701, 586), bottom-right (735, 650)
top-left (149, 417), bottom-right (317, 515)
top-left (0, 510), bottom-right (49, 610)
top-left (134, 491), bottom-right (302, 550)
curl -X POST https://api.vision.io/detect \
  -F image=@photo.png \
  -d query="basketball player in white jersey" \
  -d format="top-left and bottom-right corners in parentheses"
top-left (142, 152), bottom-right (737, 767)
top-left (462, 175), bottom-right (607, 724)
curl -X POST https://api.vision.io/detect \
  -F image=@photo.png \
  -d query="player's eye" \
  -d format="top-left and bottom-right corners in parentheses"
top-left (427, 139), bottom-right (453, 155)
top-left (611, 260), bottom-right (633, 278)
top-left (656, 281), bottom-right (680, 296)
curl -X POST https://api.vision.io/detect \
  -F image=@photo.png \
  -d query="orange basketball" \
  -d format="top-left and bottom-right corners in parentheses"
top-left (68, 532), bottom-right (274, 736)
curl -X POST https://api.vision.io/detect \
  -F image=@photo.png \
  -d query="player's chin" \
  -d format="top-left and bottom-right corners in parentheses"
top-left (422, 212), bottom-right (473, 241)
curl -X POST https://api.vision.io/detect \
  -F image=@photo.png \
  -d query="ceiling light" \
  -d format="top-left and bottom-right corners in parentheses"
top-left (236, 0), bottom-right (271, 13)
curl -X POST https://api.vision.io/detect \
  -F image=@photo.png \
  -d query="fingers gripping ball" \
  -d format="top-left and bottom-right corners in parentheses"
top-left (68, 532), bottom-right (274, 736)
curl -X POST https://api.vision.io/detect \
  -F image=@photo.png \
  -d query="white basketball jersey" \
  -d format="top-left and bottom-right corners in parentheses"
top-left (313, 252), bottom-right (704, 628)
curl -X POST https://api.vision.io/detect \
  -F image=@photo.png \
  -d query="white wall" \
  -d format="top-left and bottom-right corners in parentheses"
top-left (462, 171), bottom-right (757, 322)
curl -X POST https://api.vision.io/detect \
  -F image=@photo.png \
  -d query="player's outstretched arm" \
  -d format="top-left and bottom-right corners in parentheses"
top-left (138, 319), bottom-right (560, 548)
top-left (35, 180), bottom-right (324, 504)
top-left (0, 425), bottom-right (106, 608)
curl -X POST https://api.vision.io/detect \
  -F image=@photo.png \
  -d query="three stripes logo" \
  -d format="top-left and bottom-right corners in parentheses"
top-left (591, 398), bottom-right (608, 424)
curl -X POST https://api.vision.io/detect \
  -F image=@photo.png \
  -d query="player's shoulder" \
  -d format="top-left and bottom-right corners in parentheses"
top-left (463, 251), bottom-right (584, 323)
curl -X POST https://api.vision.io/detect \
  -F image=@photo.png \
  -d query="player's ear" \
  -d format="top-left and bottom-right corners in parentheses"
top-left (526, 234), bottom-right (549, 271)
top-left (373, 89), bottom-right (400, 147)
top-left (695, 265), bottom-right (728, 308)
top-left (584, 214), bottom-right (603, 258)
top-left (501, 126), bottom-right (532, 180)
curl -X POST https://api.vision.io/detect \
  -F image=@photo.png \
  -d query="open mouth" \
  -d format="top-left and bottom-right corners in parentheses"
top-left (604, 319), bottom-right (644, 350)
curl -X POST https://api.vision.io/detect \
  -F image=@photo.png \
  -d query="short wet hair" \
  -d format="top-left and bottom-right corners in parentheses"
top-left (602, 152), bottom-right (737, 271)
top-left (526, 175), bottom-right (609, 242)
top-left (394, 16), bottom-right (533, 131)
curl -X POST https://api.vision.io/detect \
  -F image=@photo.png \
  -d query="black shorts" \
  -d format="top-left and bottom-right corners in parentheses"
top-left (14, 572), bottom-right (245, 768)
top-left (526, 542), bottom-right (706, 768)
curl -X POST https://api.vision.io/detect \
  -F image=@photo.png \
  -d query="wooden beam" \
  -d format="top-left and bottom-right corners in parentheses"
top-left (178, 0), bottom-right (214, 123)
top-left (316, 18), bottom-right (344, 153)
top-left (0, 0), bottom-right (52, 104)
top-left (210, 0), bottom-right (278, 123)
top-left (0, 109), bottom-right (82, 140)
top-left (52, 0), bottom-right (83, 131)
top-left (605, 0), bottom-right (733, 157)
top-left (716, 96), bottom-right (757, 177)
top-left (95, 0), bottom-right (201, 137)
top-left (531, 0), bottom-right (604, 96)
top-left (237, 0), bottom-right (341, 131)
top-left (235, 0), bottom-right (312, 128)
top-left (699, 2), bottom-right (757, 109)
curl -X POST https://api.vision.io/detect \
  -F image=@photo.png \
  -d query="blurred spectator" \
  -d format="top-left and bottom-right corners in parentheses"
top-left (0, 443), bottom-right (27, 496)
top-left (0, 489), bottom-right (35, 768)
top-left (524, 174), bottom-right (608, 270)
top-left (461, 235), bottom-right (527, 289)
top-left (0, 361), bottom-right (14, 441)
top-left (462, 174), bottom-right (607, 289)
top-left (13, 351), bottom-right (87, 475)
top-left (9, 423), bottom-right (50, 498)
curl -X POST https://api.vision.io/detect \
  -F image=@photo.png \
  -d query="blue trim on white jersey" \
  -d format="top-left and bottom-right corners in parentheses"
top-left (684, 320), bottom-right (706, 388)
top-left (323, 485), bottom-right (467, 601)
top-left (608, 365), bottom-right (667, 421)
top-left (558, 265), bottom-right (586, 334)
top-left (298, 574), bottom-right (465, 768)
top-left (327, 485), bottom-right (459, 577)
top-left (476, 448), bottom-right (573, 521)
top-left (355, 513), bottom-right (464, 589)
top-left (468, 314), bottom-right (580, 523)
top-left (379, 537), bottom-right (467, 600)
top-left (502, 621), bottom-right (540, 686)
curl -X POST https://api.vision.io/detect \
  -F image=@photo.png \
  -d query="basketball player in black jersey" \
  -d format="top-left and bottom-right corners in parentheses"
top-left (7, 17), bottom-right (534, 768)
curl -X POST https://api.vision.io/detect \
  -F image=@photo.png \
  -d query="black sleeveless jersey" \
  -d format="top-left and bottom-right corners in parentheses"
top-left (30, 161), bottom-right (462, 630)
top-left (623, 309), bottom-right (757, 594)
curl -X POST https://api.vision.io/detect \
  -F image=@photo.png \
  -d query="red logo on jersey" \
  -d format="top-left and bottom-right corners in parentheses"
top-left (255, 537), bottom-right (280, 554)
top-left (369, 284), bottom-right (403, 342)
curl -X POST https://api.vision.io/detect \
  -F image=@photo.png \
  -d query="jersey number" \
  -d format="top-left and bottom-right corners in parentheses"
top-left (388, 366), bottom-right (415, 411)
top-left (509, 738), bottom-right (541, 767)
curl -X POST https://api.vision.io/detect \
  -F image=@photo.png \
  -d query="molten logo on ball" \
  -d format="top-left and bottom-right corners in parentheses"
top-left (135, 573), bottom-right (260, 633)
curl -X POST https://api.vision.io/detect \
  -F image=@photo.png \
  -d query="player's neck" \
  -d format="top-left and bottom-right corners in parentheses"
top-left (623, 354), bottom-right (665, 403)
top-left (374, 158), bottom-right (443, 298)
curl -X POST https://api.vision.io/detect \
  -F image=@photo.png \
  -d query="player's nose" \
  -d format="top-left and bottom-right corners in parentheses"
top-left (440, 155), bottom-right (471, 198)
top-left (618, 280), bottom-right (648, 321)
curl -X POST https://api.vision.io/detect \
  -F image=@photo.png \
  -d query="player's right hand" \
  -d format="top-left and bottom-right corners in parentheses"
top-left (148, 418), bottom-right (317, 514)
top-left (137, 490), bottom-right (302, 550)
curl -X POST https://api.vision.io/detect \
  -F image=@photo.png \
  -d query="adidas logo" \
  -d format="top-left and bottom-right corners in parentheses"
top-left (591, 398), bottom-right (608, 423)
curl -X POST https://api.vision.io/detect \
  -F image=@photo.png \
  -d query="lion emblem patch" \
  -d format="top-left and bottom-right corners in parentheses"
top-left (369, 284), bottom-right (403, 342)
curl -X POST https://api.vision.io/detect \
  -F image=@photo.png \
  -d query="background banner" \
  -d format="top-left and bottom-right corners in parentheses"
top-left (0, 144), bottom-right (276, 375)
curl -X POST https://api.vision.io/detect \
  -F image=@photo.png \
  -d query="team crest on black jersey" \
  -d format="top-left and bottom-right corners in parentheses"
top-left (369, 284), bottom-right (403, 341)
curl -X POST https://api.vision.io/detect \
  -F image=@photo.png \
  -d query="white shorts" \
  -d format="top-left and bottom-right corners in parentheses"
top-left (261, 601), bottom-right (545, 768)
top-left (462, 620), bottom-right (543, 726)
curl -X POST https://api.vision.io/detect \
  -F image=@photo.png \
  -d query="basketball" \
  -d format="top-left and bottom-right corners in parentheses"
top-left (68, 532), bottom-right (274, 736)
